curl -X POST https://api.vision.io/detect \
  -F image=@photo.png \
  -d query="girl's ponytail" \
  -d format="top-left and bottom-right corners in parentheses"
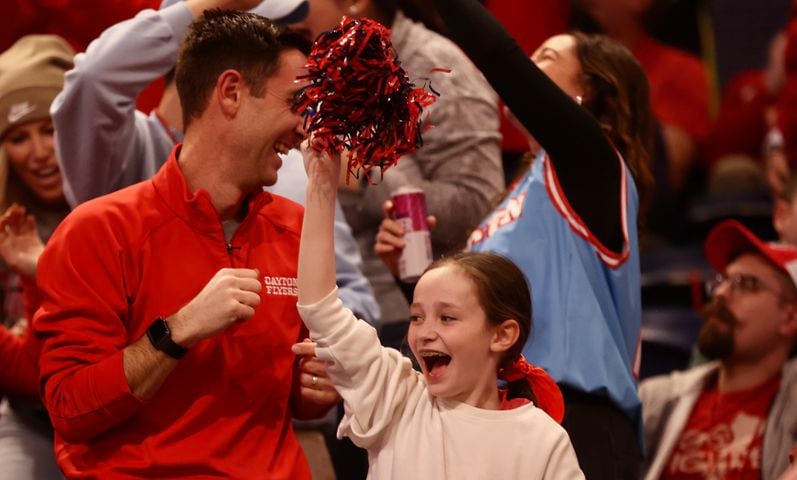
top-left (499, 355), bottom-right (564, 423)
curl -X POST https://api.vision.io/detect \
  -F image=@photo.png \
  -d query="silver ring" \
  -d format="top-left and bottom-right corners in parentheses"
top-left (311, 375), bottom-right (318, 386)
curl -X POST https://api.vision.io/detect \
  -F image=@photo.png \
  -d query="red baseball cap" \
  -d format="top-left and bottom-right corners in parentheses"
top-left (705, 219), bottom-right (797, 289)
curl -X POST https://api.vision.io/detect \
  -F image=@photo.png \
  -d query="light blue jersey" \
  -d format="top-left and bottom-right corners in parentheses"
top-left (468, 151), bottom-right (642, 436)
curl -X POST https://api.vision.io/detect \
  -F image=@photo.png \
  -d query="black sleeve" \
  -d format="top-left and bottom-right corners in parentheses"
top-left (428, 0), bottom-right (625, 253)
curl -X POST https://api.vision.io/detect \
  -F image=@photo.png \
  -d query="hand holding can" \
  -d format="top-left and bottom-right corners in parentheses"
top-left (390, 187), bottom-right (433, 282)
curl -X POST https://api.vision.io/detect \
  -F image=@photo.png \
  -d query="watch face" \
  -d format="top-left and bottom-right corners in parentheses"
top-left (147, 317), bottom-right (188, 359)
top-left (149, 317), bottom-right (169, 344)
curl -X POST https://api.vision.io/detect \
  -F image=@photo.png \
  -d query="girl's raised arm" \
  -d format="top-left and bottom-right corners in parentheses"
top-left (296, 144), bottom-right (424, 451)
top-left (297, 142), bottom-right (341, 305)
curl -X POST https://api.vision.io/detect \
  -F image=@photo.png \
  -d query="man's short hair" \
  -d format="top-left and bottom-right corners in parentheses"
top-left (175, 9), bottom-right (310, 128)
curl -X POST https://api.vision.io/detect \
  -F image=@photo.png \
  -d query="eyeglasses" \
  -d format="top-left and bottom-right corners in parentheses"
top-left (705, 272), bottom-right (785, 299)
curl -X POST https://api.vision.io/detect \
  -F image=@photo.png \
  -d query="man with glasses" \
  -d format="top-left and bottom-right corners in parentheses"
top-left (640, 219), bottom-right (797, 480)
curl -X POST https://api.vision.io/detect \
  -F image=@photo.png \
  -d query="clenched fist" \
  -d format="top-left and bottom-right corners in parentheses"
top-left (169, 268), bottom-right (262, 347)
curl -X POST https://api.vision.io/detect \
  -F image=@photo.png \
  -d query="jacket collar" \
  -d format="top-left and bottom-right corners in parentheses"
top-left (151, 145), bottom-right (275, 234)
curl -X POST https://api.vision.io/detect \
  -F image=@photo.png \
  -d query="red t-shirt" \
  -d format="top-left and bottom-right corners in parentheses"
top-left (662, 374), bottom-right (781, 480)
top-left (633, 36), bottom-right (712, 144)
top-left (704, 71), bottom-right (771, 166)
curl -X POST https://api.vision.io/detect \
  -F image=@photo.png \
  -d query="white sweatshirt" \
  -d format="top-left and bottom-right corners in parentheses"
top-left (298, 288), bottom-right (585, 480)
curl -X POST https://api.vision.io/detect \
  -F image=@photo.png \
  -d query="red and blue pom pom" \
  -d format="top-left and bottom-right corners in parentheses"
top-left (293, 16), bottom-right (438, 182)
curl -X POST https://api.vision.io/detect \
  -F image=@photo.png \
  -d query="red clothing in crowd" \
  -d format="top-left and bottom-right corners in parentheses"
top-left (661, 374), bottom-right (781, 480)
top-left (1, 0), bottom-right (159, 53)
top-left (779, 4), bottom-right (797, 165)
top-left (633, 35), bottom-right (712, 144)
top-left (704, 71), bottom-right (772, 166)
top-left (0, 272), bottom-right (46, 402)
top-left (2, 0), bottom-right (163, 111)
top-left (34, 148), bottom-right (311, 479)
top-left (0, 325), bottom-right (39, 401)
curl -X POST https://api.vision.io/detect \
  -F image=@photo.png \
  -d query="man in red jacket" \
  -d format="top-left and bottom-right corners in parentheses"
top-left (33, 6), bottom-right (338, 479)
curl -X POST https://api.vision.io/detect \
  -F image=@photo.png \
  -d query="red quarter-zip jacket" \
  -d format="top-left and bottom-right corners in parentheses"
top-left (34, 147), bottom-right (311, 479)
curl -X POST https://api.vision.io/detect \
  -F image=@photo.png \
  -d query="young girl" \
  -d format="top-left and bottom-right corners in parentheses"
top-left (293, 142), bottom-right (584, 479)
top-left (375, 2), bottom-right (655, 477)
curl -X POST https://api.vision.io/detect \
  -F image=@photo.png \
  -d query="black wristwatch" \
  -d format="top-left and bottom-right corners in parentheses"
top-left (146, 317), bottom-right (189, 360)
